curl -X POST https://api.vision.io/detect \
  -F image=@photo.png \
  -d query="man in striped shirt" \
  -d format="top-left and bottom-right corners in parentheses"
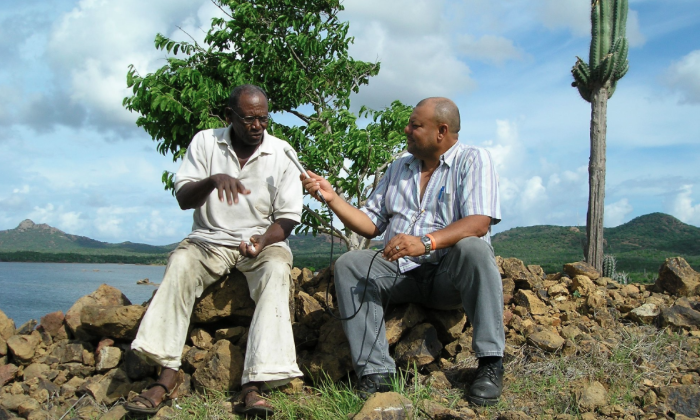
top-left (302, 97), bottom-right (505, 406)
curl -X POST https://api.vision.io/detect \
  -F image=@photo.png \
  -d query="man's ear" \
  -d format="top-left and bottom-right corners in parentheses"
top-left (224, 107), bottom-right (233, 125)
top-left (437, 123), bottom-right (449, 140)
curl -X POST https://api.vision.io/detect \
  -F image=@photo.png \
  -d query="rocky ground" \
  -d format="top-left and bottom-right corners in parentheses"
top-left (0, 256), bottom-right (699, 419)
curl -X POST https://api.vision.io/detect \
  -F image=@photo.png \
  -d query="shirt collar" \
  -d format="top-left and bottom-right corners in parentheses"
top-left (405, 142), bottom-right (461, 172)
top-left (218, 125), bottom-right (275, 156)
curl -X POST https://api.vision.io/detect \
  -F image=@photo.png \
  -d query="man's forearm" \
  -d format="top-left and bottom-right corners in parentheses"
top-left (176, 179), bottom-right (214, 210)
top-left (430, 215), bottom-right (492, 249)
top-left (259, 218), bottom-right (297, 247)
top-left (328, 197), bottom-right (380, 238)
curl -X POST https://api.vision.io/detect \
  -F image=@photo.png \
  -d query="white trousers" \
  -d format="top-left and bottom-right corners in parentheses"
top-left (131, 239), bottom-right (302, 388)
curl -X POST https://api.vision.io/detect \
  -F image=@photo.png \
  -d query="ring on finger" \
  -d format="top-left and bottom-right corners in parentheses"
top-left (395, 245), bottom-right (400, 251)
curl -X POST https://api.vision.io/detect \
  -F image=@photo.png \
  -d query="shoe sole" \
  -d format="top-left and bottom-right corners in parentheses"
top-left (466, 395), bottom-right (499, 407)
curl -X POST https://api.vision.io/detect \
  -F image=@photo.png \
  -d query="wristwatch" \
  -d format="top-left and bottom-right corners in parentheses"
top-left (420, 236), bottom-right (432, 255)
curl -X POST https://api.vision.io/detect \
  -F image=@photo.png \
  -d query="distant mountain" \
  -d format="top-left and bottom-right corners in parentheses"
top-left (2, 213), bottom-right (698, 280)
top-left (0, 220), bottom-right (176, 255)
top-left (492, 212), bottom-right (700, 278)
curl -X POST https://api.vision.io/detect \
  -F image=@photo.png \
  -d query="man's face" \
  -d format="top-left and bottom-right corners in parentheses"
top-left (404, 104), bottom-right (438, 158)
top-left (228, 92), bottom-right (269, 147)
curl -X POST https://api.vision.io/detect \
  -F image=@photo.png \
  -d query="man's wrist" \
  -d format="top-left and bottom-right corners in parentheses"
top-left (426, 234), bottom-right (436, 250)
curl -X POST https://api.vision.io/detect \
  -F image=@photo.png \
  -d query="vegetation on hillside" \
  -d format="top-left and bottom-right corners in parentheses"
top-left (2, 213), bottom-right (699, 283)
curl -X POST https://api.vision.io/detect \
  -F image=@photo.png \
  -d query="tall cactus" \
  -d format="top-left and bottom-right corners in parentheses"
top-left (571, 0), bottom-right (629, 272)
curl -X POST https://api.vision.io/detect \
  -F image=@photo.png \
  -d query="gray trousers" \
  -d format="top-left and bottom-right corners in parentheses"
top-left (334, 236), bottom-right (505, 377)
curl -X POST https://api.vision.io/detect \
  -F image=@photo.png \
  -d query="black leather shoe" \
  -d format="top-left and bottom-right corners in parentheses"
top-left (466, 361), bottom-right (504, 406)
top-left (357, 373), bottom-right (392, 399)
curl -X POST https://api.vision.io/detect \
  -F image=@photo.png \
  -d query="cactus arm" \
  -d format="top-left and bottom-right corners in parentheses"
top-left (590, 0), bottom-right (601, 69)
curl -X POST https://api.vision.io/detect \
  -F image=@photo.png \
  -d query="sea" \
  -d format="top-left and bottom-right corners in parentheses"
top-left (0, 262), bottom-right (166, 326)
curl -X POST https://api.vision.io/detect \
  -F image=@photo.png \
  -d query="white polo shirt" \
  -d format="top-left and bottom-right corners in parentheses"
top-left (173, 126), bottom-right (302, 251)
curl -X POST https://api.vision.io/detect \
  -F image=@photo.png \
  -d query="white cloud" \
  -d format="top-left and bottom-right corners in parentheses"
top-left (663, 50), bottom-right (700, 105)
top-left (348, 25), bottom-right (475, 109)
top-left (605, 198), bottom-right (633, 227)
top-left (668, 185), bottom-right (700, 225)
top-left (13, 185), bottom-right (30, 194)
top-left (135, 210), bottom-right (179, 243)
top-left (456, 35), bottom-right (526, 65)
top-left (626, 10), bottom-right (646, 48)
top-left (59, 211), bottom-right (84, 232)
top-left (341, 0), bottom-right (443, 36)
top-left (536, 0), bottom-right (590, 36)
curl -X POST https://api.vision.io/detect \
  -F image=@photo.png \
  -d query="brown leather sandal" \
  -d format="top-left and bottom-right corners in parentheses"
top-left (233, 384), bottom-right (274, 418)
top-left (124, 370), bottom-right (184, 415)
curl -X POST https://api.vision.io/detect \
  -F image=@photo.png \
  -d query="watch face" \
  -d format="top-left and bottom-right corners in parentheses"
top-left (421, 236), bottom-right (431, 253)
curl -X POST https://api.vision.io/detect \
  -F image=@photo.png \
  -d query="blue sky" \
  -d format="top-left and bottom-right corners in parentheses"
top-left (0, 0), bottom-right (699, 245)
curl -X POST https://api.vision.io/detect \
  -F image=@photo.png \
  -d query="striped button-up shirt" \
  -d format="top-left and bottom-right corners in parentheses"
top-left (361, 143), bottom-right (501, 273)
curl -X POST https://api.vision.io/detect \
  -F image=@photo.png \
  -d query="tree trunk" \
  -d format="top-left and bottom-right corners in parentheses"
top-left (585, 85), bottom-right (608, 272)
top-left (346, 231), bottom-right (371, 251)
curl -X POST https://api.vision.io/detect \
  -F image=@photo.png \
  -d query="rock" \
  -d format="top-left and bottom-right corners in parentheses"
top-left (626, 303), bottom-right (660, 325)
top-left (527, 330), bottom-right (565, 352)
top-left (547, 283), bottom-right (569, 298)
top-left (395, 323), bottom-right (443, 368)
top-left (498, 412), bottom-right (533, 420)
top-left (123, 349), bottom-right (155, 380)
top-left (502, 277), bottom-right (516, 305)
top-left (0, 364), bottom-right (18, 386)
top-left (656, 257), bottom-right (700, 297)
top-left (15, 320), bottom-right (37, 335)
top-left (297, 267), bottom-right (317, 289)
top-left (65, 284), bottom-right (131, 340)
top-left (659, 305), bottom-right (700, 330)
top-left (214, 326), bottom-right (247, 342)
top-left (353, 392), bottom-right (412, 420)
top-left (571, 275), bottom-right (596, 297)
top-left (564, 261), bottom-right (600, 281)
top-left (182, 346), bottom-right (209, 372)
top-left (295, 291), bottom-right (325, 329)
top-left (37, 311), bottom-right (67, 341)
top-left (6, 333), bottom-right (41, 365)
top-left (0, 336), bottom-right (6, 357)
top-left (22, 363), bottom-right (49, 381)
top-left (577, 380), bottom-right (607, 411)
top-left (298, 319), bottom-right (352, 383)
top-left (95, 346), bottom-right (122, 372)
top-left (0, 406), bottom-right (14, 420)
top-left (425, 371), bottom-right (452, 390)
top-left (502, 258), bottom-right (543, 290)
top-left (82, 368), bottom-right (134, 404)
top-left (189, 328), bottom-right (214, 350)
top-left (100, 405), bottom-right (128, 420)
top-left (385, 304), bottom-right (427, 345)
top-left (514, 290), bottom-right (548, 315)
top-left (425, 309), bottom-right (466, 343)
top-left (656, 385), bottom-right (700, 417)
top-left (0, 310), bottom-right (16, 341)
top-left (191, 271), bottom-right (255, 324)
top-left (192, 340), bottom-right (244, 392)
top-left (422, 399), bottom-right (463, 419)
top-left (79, 305), bottom-right (145, 340)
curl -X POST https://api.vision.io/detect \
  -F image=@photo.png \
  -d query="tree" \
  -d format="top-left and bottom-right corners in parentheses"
top-left (123, 0), bottom-right (412, 251)
top-left (571, 0), bottom-right (629, 271)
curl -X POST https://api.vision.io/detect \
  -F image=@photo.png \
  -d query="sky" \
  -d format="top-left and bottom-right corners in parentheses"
top-left (0, 0), bottom-right (699, 246)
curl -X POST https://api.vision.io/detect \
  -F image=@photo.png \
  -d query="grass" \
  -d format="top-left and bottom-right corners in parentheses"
top-left (81, 325), bottom-right (695, 419)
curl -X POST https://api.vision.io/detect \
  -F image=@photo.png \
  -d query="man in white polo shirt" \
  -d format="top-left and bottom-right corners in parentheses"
top-left (126, 84), bottom-right (302, 417)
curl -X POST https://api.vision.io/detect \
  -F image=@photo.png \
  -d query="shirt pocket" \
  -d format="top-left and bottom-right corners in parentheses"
top-left (434, 191), bottom-right (453, 228)
top-left (243, 179), bottom-right (276, 218)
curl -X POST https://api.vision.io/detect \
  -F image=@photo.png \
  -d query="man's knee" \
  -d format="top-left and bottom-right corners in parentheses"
top-left (452, 237), bottom-right (494, 260)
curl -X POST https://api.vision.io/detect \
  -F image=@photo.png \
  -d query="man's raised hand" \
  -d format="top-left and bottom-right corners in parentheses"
top-left (210, 173), bottom-right (251, 205)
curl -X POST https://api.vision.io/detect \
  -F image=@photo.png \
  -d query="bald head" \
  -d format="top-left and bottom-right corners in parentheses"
top-left (416, 97), bottom-right (460, 135)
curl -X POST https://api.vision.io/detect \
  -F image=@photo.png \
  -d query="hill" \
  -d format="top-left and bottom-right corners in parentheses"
top-left (2, 213), bottom-right (699, 280)
top-left (0, 219), bottom-right (345, 268)
top-left (492, 212), bottom-right (700, 281)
